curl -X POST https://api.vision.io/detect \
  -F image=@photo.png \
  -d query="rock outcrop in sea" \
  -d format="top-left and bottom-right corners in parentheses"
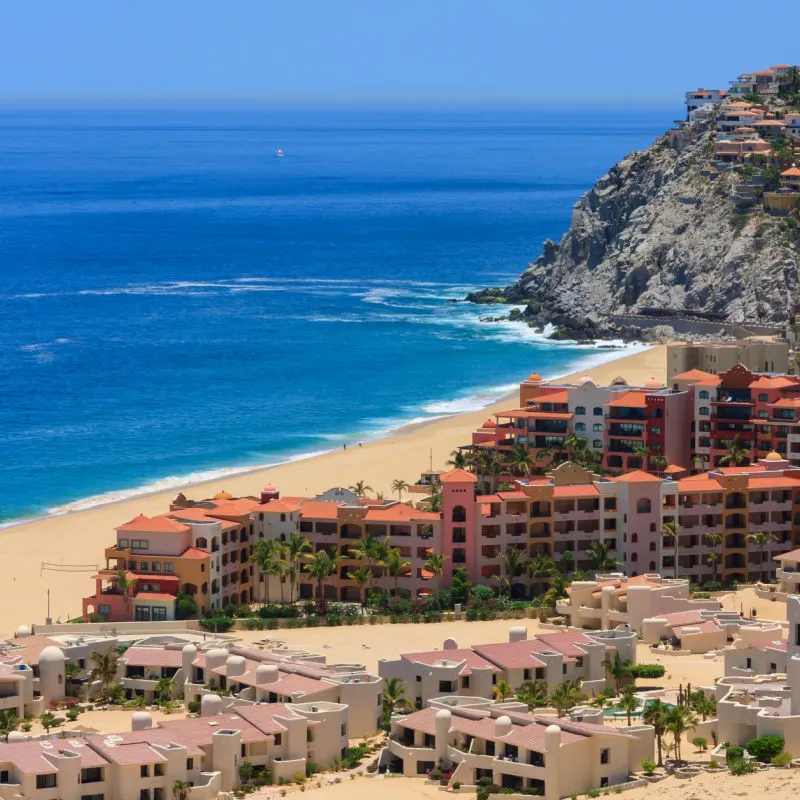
top-left (469, 119), bottom-right (800, 341)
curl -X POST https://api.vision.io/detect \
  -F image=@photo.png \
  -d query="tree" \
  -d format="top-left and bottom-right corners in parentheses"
top-left (691, 693), bottom-right (716, 721)
top-left (540, 574), bottom-right (569, 609)
top-left (559, 549), bottom-right (574, 575)
top-left (285, 531), bottom-right (313, 603)
top-left (349, 531), bottom-right (379, 568)
top-left (499, 546), bottom-right (527, 597)
top-left (450, 567), bottom-right (472, 606)
top-left (173, 779), bottom-right (192, 800)
top-left (516, 680), bottom-right (548, 711)
top-left (39, 712), bottom-right (62, 734)
top-left (643, 699), bottom-right (670, 766)
top-left (662, 521), bottom-right (680, 579)
top-left (304, 550), bottom-right (340, 600)
top-left (425, 479), bottom-right (443, 512)
top-left (528, 552), bottom-right (557, 584)
top-left (446, 449), bottom-right (468, 469)
top-left (346, 565), bottom-right (373, 608)
top-left (391, 479), bottom-right (410, 502)
top-left (155, 676), bottom-right (174, 702)
top-left (586, 540), bottom-right (620, 573)
top-left (423, 551), bottom-right (447, 582)
top-left (719, 436), bottom-right (750, 467)
top-left (175, 591), bottom-right (198, 621)
top-left (665, 705), bottom-right (697, 765)
top-left (704, 532), bottom-right (723, 583)
top-left (493, 680), bottom-right (513, 702)
top-left (382, 677), bottom-right (411, 716)
top-left (89, 647), bottom-right (120, 699)
top-left (549, 679), bottom-right (586, 717)
top-left (507, 443), bottom-right (534, 476)
top-left (603, 651), bottom-right (633, 693)
top-left (705, 552), bottom-right (720, 584)
top-left (251, 537), bottom-right (281, 603)
top-left (652, 455), bottom-right (668, 476)
top-left (111, 569), bottom-right (135, 618)
top-left (748, 530), bottom-right (777, 582)
top-left (384, 548), bottom-right (410, 594)
top-left (349, 480), bottom-right (373, 497)
top-left (0, 710), bottom-right (19, 742)
top-left (473, 449), bottom-right (506, 493)
top-left (618, 687), bottom-right (639, 726)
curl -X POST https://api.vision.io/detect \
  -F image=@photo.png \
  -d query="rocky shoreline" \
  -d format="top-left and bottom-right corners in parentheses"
top-left (467, 115), bottom-right (799, 344)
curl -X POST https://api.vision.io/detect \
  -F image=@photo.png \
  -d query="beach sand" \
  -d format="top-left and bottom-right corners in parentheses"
top-left (1, 344), bottom-right (666, 633)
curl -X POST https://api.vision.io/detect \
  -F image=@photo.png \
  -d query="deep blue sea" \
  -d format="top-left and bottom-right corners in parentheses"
top-left (0, 106), bottom-right (672, 523)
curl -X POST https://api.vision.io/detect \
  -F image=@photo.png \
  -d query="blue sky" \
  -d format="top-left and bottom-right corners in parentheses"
top-left (0, 1), bottom-right (792, 104)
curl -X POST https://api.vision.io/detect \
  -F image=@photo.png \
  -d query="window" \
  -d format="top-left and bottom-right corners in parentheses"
top-left (600, 748), bottom-right (609, 765)
top-left (575, 406), bottom-right (586, 415)
top-left (151, 562), bottom-right (162, 572)
top-left (699, 407), bottom-right (709, 416)
top-left (699, 391), bottom-right (709, 400)
top-left (649, 542), bottom-right (656, 551)
top-left (280, 513), bottom-right (286, 522)
top-left (119, 538), bottom-right (129, 548)
top-left (631, 533), bottom-right (638, 543)
top-left (593, 407), bottom-right (603, 416)
top-left (195, 537), bottom-right (207, 549)
top-left (164, 563), bottom-right (174, 573)
top-left (131, 539), bottom-right (149, 550)
top-left (36, 775), bottom-right (57, 789)
top-left (152, 607), bottom-right (167, 622)
top-left (187, 759), bottom-right (194, 770)
top-left (759, 393), bottom-right (769, 402)
top-left (636, 499), bottom-right (652, 514)
top-left (649, 561), bottom-right (656, 571)
top-left (452, 505), bottom-right (467, 523)
top-left (770, 663), bottom-right (777, 672)
top-left (631, 553), bottom-right (638, 562)
top-left (575, 423), bottom-right (586, 432)
top-left (745, 657), bottom-right (752, 669)
top-left (0, 771), bottom-right (9, 785)
top-left (592, 423), bottom-right (603, 432)
top-left (99, 604), bottom-right (111, 616)
top-left (452, 548), bottom-right (466, 564)
top-left (593, 440), bottom-right (603, 448)
top-left (651, 426), bottom-right (661, 435)
top-left (759, 410), bottom-right (768, 418)
top-left (274, 734), bottom-right (282, 745)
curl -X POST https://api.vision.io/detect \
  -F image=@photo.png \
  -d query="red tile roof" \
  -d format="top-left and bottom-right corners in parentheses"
top-left (121, 647), bottom-right (184, 668)
top-left (297, 501), bottom-right (341, 520)
top-left (364, 504), bottom-right (439, 522)
top-left (614, 471), bottom-right (661, 484)
top-left (0, 741), bottom-right (110, 774)
top-left (403, 647), bottom-right (500, 675)
top-left (179, 547), bottom-right (209, 560)
top-left (607, 391), bottom-right (648, 408)
top-left (439, 468), bottom-right (479, 484)
top-left (672, 369), bottom-right (715, 381)
top-left (552, 484), bottom-right (600, 497)
top-left (471, 640), bottom-right (548, 670)
top-left (117, 515), bottom-right (190, 534)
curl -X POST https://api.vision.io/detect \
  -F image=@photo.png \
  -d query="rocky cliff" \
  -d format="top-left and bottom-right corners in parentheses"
top-left (470, 120), bottom-right (799, 340)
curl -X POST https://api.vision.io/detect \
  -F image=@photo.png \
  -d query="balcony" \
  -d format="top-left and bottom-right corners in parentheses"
top-left (608, 423), bottom-right (645, 438)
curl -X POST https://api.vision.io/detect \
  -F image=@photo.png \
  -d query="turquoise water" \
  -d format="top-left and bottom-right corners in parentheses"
top-left (0, 106), bottom-right (671, 522)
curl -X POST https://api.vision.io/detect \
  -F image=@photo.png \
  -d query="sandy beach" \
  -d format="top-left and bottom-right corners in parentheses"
top-left (0, 344), bottom-right (666, 633)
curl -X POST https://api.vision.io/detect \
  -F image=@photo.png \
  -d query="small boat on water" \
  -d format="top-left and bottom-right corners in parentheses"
top-left (276, 149), bottom-right (285, 158)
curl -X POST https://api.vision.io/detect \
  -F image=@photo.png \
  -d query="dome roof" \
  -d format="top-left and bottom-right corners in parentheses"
top-left (644, 378), bottom-right (663, 389)
top-left (765, 451), bottom-right (783, 462)
top-left (263, 483), bottom-right (277, 492)
top-left (182, 643), bottom-right (197, 654)
top-left (526, 372), bottom-right (542, 382)
top-left (39, 645), bottom-right (66, 664)
top-left (482, 419), bottom-right (497, 429)
top-left (213, 490), bottom-right (233, 501)
top-left (6, 731), bottom-right (25, 743)
top-left (578, 375), bottom-right (593, 384)
top-left (14, 625), bottom-right (31, 638)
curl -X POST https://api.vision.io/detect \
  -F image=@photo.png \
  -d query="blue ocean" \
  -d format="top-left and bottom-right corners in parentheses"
top-left (0, 106), bottom-right (671, 523)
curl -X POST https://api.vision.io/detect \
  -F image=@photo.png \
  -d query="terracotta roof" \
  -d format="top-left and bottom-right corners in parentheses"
top-left (552, 484), bottom-right (600, 497)
top-left (750, 376), bottom-right (799, 389)
top-left (297, 500), bottom-right (342, 520)
top-left (781, 166), bottom-right (800, 177)
top-left (661, 610), bottom-right (704, 626)
top-left (117, 515), bottom-right (190, 534)
top-left (614, 470), bottom-right (661, 484)
top-left (403, 647), bottom-right (500, 675)
top-left (439, 468), bottom-right (479, 484)
top-left (121, 646), bottom-right (184, 668)
top-left (671, 619), bottom-right (721, 635)
top-left (207, 499), bottom-right (260, 517)
top-left (770, 398), bottom-right (800, 408)
top-left (134, 592), bottom-right (176, 601)
top-left (260, 499), bottom-right (302, 513)
top-left (471, 640), bottom-right (548, 670)
top-left (364, 504), bottom-right (439, 522)
top-left (607, 391), bottom-right (648, 408)
top-left (672, 369), bottom-right (715, 381)
top-left (0, 741), bottom-right (109, 774)
top-left (179, 547), bottom-right (209, 559)
top-left (775, 548), bottom-right (800, 561)
top-left (496, 490), bottom-right (529, 500)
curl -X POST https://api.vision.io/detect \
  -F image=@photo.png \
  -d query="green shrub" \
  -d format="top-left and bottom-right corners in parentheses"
top-left (187, 700), bottom-right (201, 714)
top-left (198, 615), bottom-right (234, 632)
top-left (771, 751), bottom-right (792, 767)
top-left (745, 734), bottom-right (784, 763)
top-left (692, 737), bottom-right (707, 752)
top-left (640, 758), bottom-right (656, 775)
top-left (587, 790), bottom-right (600, 799)
top-left (707, 759), bottom-right (719, 770)
top-left (725, 744), bottom-right (744, 760)
top-left (366, 763), bottom-right (378, 774)
top-left (452, 781), bottom-right (462, 789)
top-left (629, 664), bottom-right (665, 679)
top-left (728, 758), bottom-right (758, 776)
top-left (305, 761), bottom-right (318, 777)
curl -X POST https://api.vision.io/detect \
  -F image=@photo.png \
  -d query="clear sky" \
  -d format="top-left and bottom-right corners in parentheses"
top-left (0, 1), bottom-right (792, 104)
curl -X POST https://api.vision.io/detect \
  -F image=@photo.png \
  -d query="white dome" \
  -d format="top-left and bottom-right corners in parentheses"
top-left (256, 665), bottom-right (280, 684)
top-left (495, 715), bottom-right (512, 737)
top-left (7, 731), bottom-right (25, 743)
top-left (546, 724), bottom-right (561, 735)
top-left (226, 655), bottom-right (246, 676)
top-left (435, 709), bottom-right (452, 720)
top-left (38, 645), bottom-right (66, 664)
top-left (131, 711), bottom-right (153, 731)
top-left (182, 643), bottom-right (198, 654)
top-left (201, 694), bottom-right (224, 717)
top-left (14, 625), bottom-right (31, 638)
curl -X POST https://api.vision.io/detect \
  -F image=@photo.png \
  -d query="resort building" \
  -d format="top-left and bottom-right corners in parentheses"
top-left (667, 340), bottom-right (788, 381)
top-left (378, 626), bottom-right (637, 705)
top-left (554, 574), bottom-right (722, 632)
top-left (684, 88), bottom-right (726, 118)
top-left (723, 624), bottom-right (787, 676)
top-left (381, 699), bottom-right (653, 799)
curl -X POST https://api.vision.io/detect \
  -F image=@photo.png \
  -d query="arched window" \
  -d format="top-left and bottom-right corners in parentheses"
top-left (649, 542), bottom-right (656, 551)
top-left (698, 391), bottom-right (708, 399)
top-left (280, 513), bottom-right (286, 522)
top-left (452, 505), bottom-right (467, 523)
top-left (575, 422), bottom-right (586, 432)
top-left (196, 537), bottom-right (208, 549)
top-left (593, 407), bottom-right (603, 416)
top-left (623, 533), bottom-right (627, 542)
top-left (631, 553), bottom-right (638, 562)
top-left (593, 423), bottom-right (603, 432)
top-left (593, 440), bottom-right (603, 448)
top-left (649, 561), bottom-right (656, 571)
top-left (636, 498), bottom-right (652, 514)
top-left (699, 406), bottom-right (709, 416)
top-left (631, 533), bottom-right (639, 543)
top-left (575, 406), bottom-right (586, 415)
top-left (650, 523), bottom-right (656, 532)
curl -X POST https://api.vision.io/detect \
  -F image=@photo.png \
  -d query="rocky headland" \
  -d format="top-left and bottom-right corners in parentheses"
top-left (469, 117), bottom-right (800, 342)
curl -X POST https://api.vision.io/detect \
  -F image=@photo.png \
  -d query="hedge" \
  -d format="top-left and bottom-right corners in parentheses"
top-left (745, 735), bottom-right (784, 763)
top-left (630, 664), bottom-right (665, 679)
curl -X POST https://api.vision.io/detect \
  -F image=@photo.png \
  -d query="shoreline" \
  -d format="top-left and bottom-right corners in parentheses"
top-left (0, 343), bottom-right (665, 633)
top-left (2, 340), bottom-right (648, 530)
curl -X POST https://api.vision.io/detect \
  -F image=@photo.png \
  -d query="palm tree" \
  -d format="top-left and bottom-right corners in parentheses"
top-left (748, 530), bottom-right (777, 582)
top-left (652, 455), bottom-right (668, 476)
top-left (476, 449), bottom-right (506, 493)
top-left (528, 552), bottom-right (557, 596)
top-left (718, 436), bottom-right (750, 467)
top-left (0, 710), bottom-right (19, 742)
top-left (704, 532), bottom-right (722, 583)
top-left (173, 779), bottom-right (192, 800)
top-left (643, 699), bottom-right (670, 766)
top-left (705, 552), bottom-right (720, 584)
top-left (549, 679), bottom-right (586, 717)
top-left (499, 546), bottom-right (527, 597)
top-left (423, 551), bottom-right (447, 580)
top-left (603, 651), bottom-right (633, 693)
top-left (346, 565), bottom-right (373, 608)
top-left (493, 680), bottom-right (513, 702)
top-left (507, 443), bottom-right (533, 476)
top-left (155, 676), bottom-right (174, 702)
top-left (665, 705), bottom-right (697, 765)
top-left (535, 446), bottom-right (565, 471)
top-left (349, 531), bottom-right (379, 567)
top-left (384, 548), bottom-right (410, 593)
top-left (586, 540), bottom-right (619, 573)
top-left (112, 569), bottom-right (135, 619)
top-left (251, 537), bottom-right (280, 603)
top-left (89, 648), bottom-right (120, 699)
top-left (516, 680), bottom-right (548, 711)
top-left (372, 537), bottom-right (393, 579)
top-left (540, 574), bottom-right (569, 609)
top-left (558, 549), bottom-right (574, 575)
top-left (285, 531), bottom-right (312, 603)
top-left (304, 551), bottom-right (340, 600)
top-left (662, 521), bottom-right (680, 579)
top-left (391, 479), bottom-right (410, 502)
top-left (425, 479), bottom-right (443, 512)
top-left (618, 687), bottom-right (639, 726)
top-left (382, 677), bottom-right (411, 716)
top-left (446, 449), bottom-right (468, 469)
top-left (349, 480), bottom-right (373, 497)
